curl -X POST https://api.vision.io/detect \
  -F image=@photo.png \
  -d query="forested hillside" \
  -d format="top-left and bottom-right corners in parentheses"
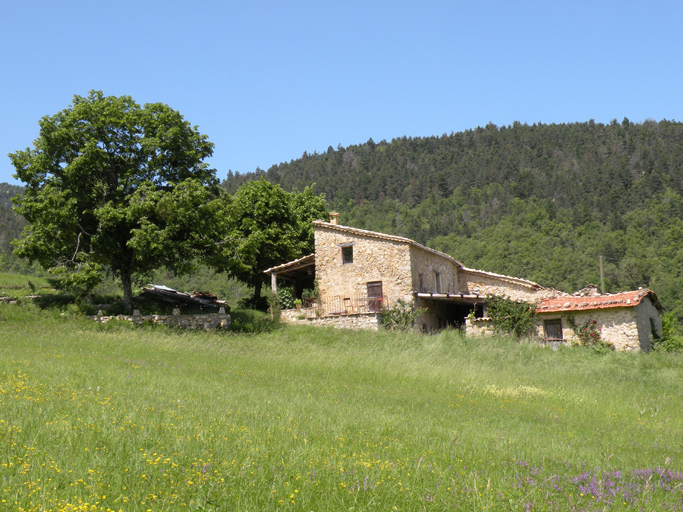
top-left (223, 119), bottom-right (683, 319)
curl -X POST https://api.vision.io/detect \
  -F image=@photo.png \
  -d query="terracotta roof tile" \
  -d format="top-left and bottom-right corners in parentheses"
top-left (536, 289), bottom-right (662, 313)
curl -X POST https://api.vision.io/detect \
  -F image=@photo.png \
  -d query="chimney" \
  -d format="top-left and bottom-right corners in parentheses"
top-left (329, 212), bottom-right (340, 225)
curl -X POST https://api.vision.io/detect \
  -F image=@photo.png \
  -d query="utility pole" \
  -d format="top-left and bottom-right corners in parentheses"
top-left (599, 255), bottom-right (605, 295)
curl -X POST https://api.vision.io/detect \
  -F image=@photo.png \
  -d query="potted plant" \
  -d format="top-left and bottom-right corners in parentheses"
top-left (293, 299), bottom-right (302, 310)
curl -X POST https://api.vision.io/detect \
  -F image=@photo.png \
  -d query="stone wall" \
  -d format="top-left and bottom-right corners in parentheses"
top-left (315, 226), bottom-right (413, 306)
top-left (410, 245), bottom-right (460, 294)
top-left (535, 308), bottom-right (643, 351)
top-left (90, 308), bottom-right (231, 330)
top-left (460, 269), bottom-right (553, 303)
top-left (271, 307), bottom-right (381, 330)
top-left (302, 312), bottom-right (381, 330)
top-left (280, 308), bottom-right (308, 322)
top-left (465, 317), bottom-right (494, 337)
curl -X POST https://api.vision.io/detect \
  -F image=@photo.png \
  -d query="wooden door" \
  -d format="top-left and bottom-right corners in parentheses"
top-left (367, 281), bottom-right (383, 312)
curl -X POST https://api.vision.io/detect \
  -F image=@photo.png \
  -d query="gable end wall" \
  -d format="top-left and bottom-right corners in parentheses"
top-left (460, 270), bottom-right (551, 303)
top-left (409, 245), bottom-right (459, 294)
top-left (635, 297), bottom-right (661, 352)
top-left (314, 227), bottom-right (413, 304)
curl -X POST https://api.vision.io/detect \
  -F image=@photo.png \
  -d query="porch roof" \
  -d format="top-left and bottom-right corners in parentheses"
top-left (264, 254), bottom-right (315, 281)
top-left (415, 292), bottom-right (484, 303)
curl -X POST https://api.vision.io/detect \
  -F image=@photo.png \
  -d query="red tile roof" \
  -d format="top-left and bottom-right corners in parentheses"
top-left (536, 289), bottom-right (662, 313)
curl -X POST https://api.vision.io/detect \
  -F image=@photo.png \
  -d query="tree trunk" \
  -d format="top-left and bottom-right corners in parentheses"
top-left (121, 270), bottom-right (134, 313)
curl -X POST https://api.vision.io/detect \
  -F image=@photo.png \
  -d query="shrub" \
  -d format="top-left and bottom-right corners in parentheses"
top-left (486, 295), bottom-right (536, 338)
top-left (380, 299), bottom-right (425, 331)
top-left (278, 287), bottom-right (295, 309)
top-left (227, 308), bottom-right (281, 333)
top-left (237, 295), bottom-right (269, 312)
top-left (567, 316), bottom-right (614, 353)
top-left (653, 312), bottom-right (683, 352)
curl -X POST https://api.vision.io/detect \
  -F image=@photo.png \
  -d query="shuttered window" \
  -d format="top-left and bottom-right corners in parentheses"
top-left (544, 319), bottom-right (563, 340)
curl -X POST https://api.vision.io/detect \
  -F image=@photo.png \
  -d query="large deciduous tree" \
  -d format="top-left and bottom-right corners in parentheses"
top-left (9, 91), bottom-right (218, 311)
top-left (212, 179), bottom-right (327, 300)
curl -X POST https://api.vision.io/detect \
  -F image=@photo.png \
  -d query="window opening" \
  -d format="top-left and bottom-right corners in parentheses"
top-left (544, 319), bottom-right (563, 340)
top-left (341, 246), bottom-right (353, 264)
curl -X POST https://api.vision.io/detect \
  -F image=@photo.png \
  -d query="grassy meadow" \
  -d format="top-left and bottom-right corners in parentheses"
top-left (1, 303), bottom-right (682, 511)
top-left (0, 273), bottom-right (53, 299)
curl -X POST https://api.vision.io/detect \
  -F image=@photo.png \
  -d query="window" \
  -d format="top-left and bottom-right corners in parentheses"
top-left (434, 272), bottom-right (442, 293)
top-left (544, 319), bottom-right (563, 340)
top-left (341, 245), bottom-right (353, 264)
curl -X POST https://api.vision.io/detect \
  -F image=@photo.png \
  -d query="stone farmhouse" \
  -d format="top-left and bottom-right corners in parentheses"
top-left (265, 214), bottom-right (662, 351)
top-left (266, 213), bottom-right (552, 330)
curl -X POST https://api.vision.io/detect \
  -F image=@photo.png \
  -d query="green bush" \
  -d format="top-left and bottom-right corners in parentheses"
top-left (227, 308), bottom-right (281, 333)
top-left (277, 287), bottom-right (295, 309)
top-left (237, 295), bottom-right (269, 312)
top-left (653, 312), bottom-right (683, 352)
top-left (486, 295), bottom-right (536, 338)
top-left (380, 299), bottom-right (425, 331)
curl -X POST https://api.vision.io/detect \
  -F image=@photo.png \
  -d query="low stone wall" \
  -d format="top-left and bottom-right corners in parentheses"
top-left (280, 308), bottom-right (381, 330)
top-left (280, 308), bottom-right (308, 322)
top-left (90, 307), bottom-right (231, 330)
top-left (1, 295), bottom-right (42, 304)
top-left (465, 317), bottom-right (494, 337)
top-left (310, 313), bottom-right (381, 330)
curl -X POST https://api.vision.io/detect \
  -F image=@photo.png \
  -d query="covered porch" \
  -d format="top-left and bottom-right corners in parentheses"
top-left (265, 254), bottom-right (385, 318)
top-left (265, 254), bottom-right (316, 304)
top-left (415, 292), bottom-right (487, 331)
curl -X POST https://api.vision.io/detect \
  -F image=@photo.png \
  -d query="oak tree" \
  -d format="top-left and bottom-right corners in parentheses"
top-left (9, 91), bottom-right (217, 310)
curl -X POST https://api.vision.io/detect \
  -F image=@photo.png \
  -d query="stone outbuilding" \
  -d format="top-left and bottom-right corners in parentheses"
top-left (535, 289), bottom-right (663, 351)
top-left (266, 214), bottom-right (554, 330)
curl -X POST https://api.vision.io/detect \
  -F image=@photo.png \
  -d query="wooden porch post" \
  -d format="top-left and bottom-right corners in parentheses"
top-left (271, 273), bottom-right (277, 294)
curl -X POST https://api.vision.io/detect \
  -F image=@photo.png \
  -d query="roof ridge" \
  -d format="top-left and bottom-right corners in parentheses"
top-left (460, 266), bottom-right (546, 289)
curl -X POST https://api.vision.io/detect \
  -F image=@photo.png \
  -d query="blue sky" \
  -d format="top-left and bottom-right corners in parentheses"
top-left (2, 1), bottom-right (682, 185)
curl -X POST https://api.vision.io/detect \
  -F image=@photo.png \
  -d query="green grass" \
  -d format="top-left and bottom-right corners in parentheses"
top-left (1, 303), bottom-right (682, 511)
top-left (0, 272), bottom-right (53, 298)
top-left (0, 271), bottom-right (246, 317)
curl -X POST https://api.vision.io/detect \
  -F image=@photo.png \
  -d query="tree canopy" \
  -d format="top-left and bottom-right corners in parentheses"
top-left (210, 179), bottom-right (328, 300)
top-left (9, 91), bottom-right (217, 310)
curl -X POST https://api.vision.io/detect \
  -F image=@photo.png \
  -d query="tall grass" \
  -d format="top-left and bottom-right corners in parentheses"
top-left (1, 303), bottom-right (682, 511)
